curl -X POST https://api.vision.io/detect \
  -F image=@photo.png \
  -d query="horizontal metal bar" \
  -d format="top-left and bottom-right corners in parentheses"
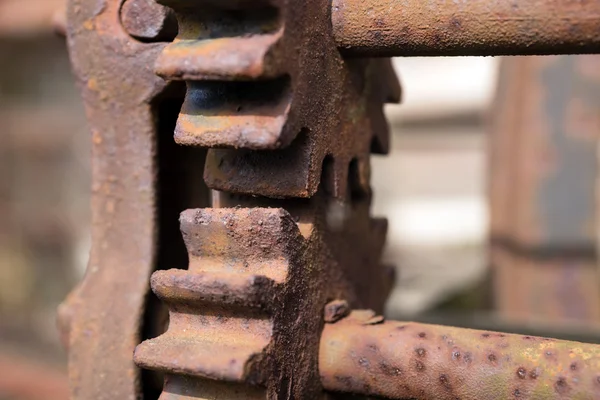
top-left (320, 311), bottom-right (600, 399)
top-left (332, 0), bottom-right (600, 57)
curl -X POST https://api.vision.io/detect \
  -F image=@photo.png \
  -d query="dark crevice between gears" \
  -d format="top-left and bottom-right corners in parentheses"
top-left (166, 5), bottom-right (281, 40)
top-left (185, 76), bottom-right (291, 116)
top-left (140, 82), bottom-right (212, 399)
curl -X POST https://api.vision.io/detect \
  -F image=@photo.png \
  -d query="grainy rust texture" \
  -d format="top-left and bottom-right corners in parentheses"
top-left (332, 0), bottom-right (600, 57)
top-left (321, 311), bottom-right (600, 399)
top-left (490, 55), bottom-right (600, 324)
top-left (59, 1), bottom-right (166, 398)
top-left (156, 0), bottom-right (400, 198)
top-left (134, 192), bottom-right (396, 398)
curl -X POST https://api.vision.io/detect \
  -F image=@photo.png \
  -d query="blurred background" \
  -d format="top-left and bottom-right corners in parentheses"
top-left (1, 1), bottom-right (600, 399)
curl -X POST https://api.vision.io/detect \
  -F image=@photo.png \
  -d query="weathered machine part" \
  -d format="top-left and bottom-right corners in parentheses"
top-left (134, 199), bottom-right (394, 398)
top-left (154, 0), bottom-right (400, 199)
top-left (128, 0), bottom-right (398, 397)
top-left (321, 311), bottom-right (600, 399)
top-left (490, 55), bottom-right (600, 323)
top-left (63, 0), bottom-right (600, 399)
top-left (332, 0), bottom-right (600, 57)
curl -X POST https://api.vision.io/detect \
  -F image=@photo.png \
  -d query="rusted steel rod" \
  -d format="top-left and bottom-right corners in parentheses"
top-left (332, 0), bottom-right (600, 57)
top-left (320, 311), bottom-right (600, 399)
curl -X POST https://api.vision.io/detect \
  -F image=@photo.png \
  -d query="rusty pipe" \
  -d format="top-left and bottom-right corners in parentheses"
top-left (320, 311), bottom-right (600, 399)
top-left (332, 0), bottom-right (600, 57)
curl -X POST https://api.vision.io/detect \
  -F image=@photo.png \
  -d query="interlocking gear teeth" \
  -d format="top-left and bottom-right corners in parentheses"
top-left (156, 33), bottom-right (284, 81)
top-left (134, 207), bottom-right (303, 388)
top-left (155, 0), bottom-right (289, 150)
top-left (150, 270), bottom-right (277, 309)
top-left (134, 0), bottom-right (398, 397)
top-left (154, 0), bottom-right (400, 199)
top-left (174, 78), bottom-right (291, 149)
top-left (202, 59), bottom-right (400, 199)
top-left (134, 190), bottom-right (394, 397)
top-left (62, 0), bottom-right (600, 398)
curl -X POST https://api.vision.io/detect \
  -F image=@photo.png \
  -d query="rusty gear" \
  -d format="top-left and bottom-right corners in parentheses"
top-left (60, 0), bottom-right (600, 399)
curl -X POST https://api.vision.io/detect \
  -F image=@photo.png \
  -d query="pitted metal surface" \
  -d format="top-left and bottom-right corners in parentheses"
top-left (332, 0), bottom-right (600, 56)
top-left (321, 311), bottom-right (600, 399)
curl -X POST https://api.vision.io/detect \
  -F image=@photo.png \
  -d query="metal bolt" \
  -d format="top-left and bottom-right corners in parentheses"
top-left (120, 0), bottom-right (177, 42)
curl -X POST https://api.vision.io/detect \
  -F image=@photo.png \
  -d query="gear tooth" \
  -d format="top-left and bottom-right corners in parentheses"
top-left (151, 270), bottom-right (276, 308)
top-left (378, 59), bottom-right (402, 104)
top-left (134, 208), bottom-right (305, 387)
top-left (367, 59), bottom-right (400, 155)
top-left (156, 33), bottom-right (284, 81)
top-left (180, 207), bottom-right (300, 282)
top-left (135, 331), bottom-right (269, 382)
top-left (203, 144), bottom-right (314, 199)
top-left (154, 0), bottom-right (290, 149)
top-left (173, 77), bottom-right (291, 149)
top-left (371, 217), bottom-right (389, 244)
top-left (370, 109), bottom-right (391, 155)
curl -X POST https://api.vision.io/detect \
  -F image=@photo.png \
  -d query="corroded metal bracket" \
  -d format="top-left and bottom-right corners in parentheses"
top-left (58, 0), bottom-right (167, 397)
top-left (126, 0), bottom-right (397, 396)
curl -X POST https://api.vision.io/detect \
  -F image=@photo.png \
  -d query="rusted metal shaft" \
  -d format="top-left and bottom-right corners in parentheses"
top-left (320, 312), bottom-right (600, 399)
top-left (332, 0), bottom-right (600, 57)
